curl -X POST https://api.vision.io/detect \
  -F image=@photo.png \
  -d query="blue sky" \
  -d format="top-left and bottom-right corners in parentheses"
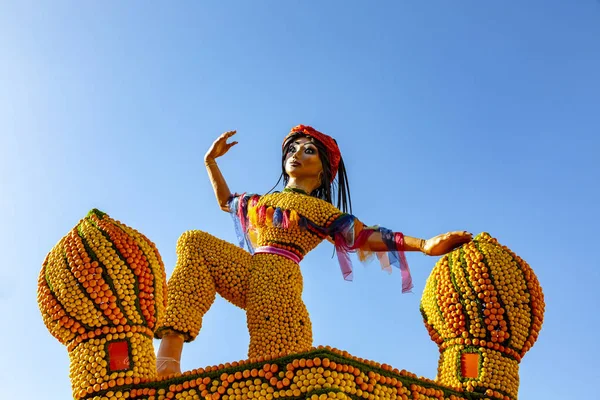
top-left (1, 1), bottom-right (599, 399)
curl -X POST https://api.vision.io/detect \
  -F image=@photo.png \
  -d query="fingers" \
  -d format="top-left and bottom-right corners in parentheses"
top-left (449, 232), bottom-right (472, 245)
top-left (451, 231), bottom-right (472, 238)
top-left (434, 231), bottom-right (471, 243)
top-left (214, 131), bottom-right (236, 145)
top-left (426, 231), bottom-right (473, 256)
top-left (440, 232), bottom-right (471, 251)
top-left (447, 231), bottom-right (472, 242)
top-left (221, 131), bottom-right (238, 148)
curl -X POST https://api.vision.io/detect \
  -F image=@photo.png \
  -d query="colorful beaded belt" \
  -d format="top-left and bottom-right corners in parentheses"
top-left (253, 246), bottom-right (303, 264)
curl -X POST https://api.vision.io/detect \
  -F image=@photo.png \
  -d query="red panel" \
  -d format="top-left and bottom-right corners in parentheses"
top-left (460, 352), bottom-right (479, 379)
top-left (108, 341), bottom-right (130, 371)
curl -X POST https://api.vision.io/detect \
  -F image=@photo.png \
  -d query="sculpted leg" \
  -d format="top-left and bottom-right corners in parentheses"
top-left (155, 230), bottom-right (251, 376)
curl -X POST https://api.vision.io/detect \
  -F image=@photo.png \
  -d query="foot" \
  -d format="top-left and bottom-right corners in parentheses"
top-left (156, 357), bottom-right (181, 377)
top-left (155, 330), bottom-right (185, 377)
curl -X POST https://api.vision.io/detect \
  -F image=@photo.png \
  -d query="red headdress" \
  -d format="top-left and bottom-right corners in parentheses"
top-left (283, 125), bottom-right (342, 179)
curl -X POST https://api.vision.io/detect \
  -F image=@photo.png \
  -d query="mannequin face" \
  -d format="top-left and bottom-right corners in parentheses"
top-left (284, 136), bottom-right (324, 181)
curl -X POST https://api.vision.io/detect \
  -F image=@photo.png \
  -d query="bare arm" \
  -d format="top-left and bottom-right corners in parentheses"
top-left (361, 230), bottom-right (472, 256)
top-left (363, 232), bottom-right (425, 252)
top-left (204, 131), bottom-right (238, 212)
top-left (205, 160), bottom-right (232, 212)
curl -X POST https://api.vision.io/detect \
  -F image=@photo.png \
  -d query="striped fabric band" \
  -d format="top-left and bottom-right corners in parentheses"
top-left (253, 246), bottom-right (303, 264)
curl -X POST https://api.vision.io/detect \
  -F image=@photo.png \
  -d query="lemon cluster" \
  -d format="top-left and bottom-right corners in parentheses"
top-left (246, 254), bottom-right (311, 357)
top-left (156, 230), bottom-right (252, 341)
top-left (156, 229), bottom-right (312, 358)
top-left (37, 209), bottom-right (168, 399)
top-left (420, 233), bottom-right (544, 399)
top-left (249, 191), bottom-right (342, 254)
top-left (246, 193), bottom-right (340, 357)
top-left (255, 192), bottom-right (341, 227)
top-left (69, 331), bottom-right (155, 398)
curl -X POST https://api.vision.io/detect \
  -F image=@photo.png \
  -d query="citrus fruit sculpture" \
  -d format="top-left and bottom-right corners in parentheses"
top-left (38, 209), bottom-right (168, 398)
top-left (420, 233), bottom-right (545, 399)
top-left (38, 211), bottom-right (544, 400)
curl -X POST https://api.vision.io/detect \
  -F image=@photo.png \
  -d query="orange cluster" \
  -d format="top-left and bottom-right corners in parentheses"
top-left (420, 233), bottom-right (545, 399)
top-left (68, 223), bottom-right (129, 325)
top-left (37, 209), bottom-right (168, 399)
top-left (125, 348), bottom-right (471, 400)
top-left (91, 213), bottom-right (161, 328)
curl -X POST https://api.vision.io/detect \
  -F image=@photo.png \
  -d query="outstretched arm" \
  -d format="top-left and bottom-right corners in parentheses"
top-left (362, 231), bottom-right (472, 256)
top-left (205, 131), bottom-right (238, 212)
top-left (363, 232), bottom-right (425, 252)
top-left (326, 215), bottom-right (471, 291)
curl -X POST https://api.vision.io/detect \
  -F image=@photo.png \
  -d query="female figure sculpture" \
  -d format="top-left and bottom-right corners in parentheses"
top-left (155, 125), bottom-right (471, 376)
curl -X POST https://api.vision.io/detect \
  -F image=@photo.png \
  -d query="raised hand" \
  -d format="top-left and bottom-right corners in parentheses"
top-left (205, 130), bottom-right (238, 162)
top-left (422, 231), bottom-right (472, 256)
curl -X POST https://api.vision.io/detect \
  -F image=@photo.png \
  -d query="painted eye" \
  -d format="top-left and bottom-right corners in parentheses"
top-left (305, 147), bottom-right (316, 154)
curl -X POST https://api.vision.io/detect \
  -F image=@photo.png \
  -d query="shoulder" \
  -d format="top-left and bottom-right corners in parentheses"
top-left (228, 192), bottom-right (262, 212)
